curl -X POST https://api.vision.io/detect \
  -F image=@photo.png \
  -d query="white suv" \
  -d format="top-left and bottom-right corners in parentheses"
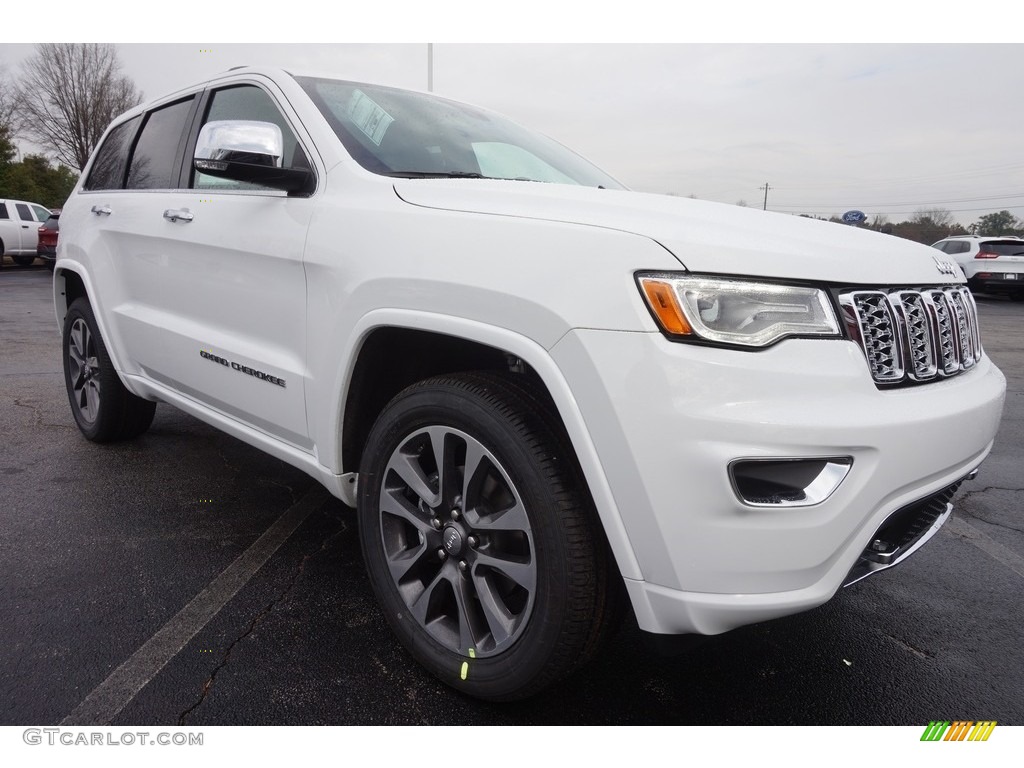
top-left (55, 67), bottom-right (1007, 700)
top-left (932, 234), bottom-right (1024, 300)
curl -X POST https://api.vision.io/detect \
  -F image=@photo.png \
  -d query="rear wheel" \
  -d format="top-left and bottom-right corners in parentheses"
top-left (358, 372), bottom-right (613, 700)
top-left (62, 297), bottom-right (157, 442)
top-left (13, 254), bottom-right (36, 266)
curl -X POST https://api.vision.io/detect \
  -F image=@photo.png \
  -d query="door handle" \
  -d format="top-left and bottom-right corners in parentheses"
top-left (163, 208), bottom-right (194, 223)
top-left (91, 205), bottom-right (112, 216)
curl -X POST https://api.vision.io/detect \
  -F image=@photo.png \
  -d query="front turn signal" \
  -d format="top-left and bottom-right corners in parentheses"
top-left (639, 279), bottom-right (692, 336)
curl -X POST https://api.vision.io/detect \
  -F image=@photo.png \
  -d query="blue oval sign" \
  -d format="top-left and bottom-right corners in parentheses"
top-left (842, 210), bottom-right (866, 224)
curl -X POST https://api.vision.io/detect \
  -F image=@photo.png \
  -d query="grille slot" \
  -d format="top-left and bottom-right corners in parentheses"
top-left (840, 287), bottom-right (983, 386)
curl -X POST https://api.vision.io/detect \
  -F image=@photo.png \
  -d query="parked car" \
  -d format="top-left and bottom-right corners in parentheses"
top-left (37, 210), bottom-right (60, 268)
top-left (0, 198), bottom-right (52, 267)
top-left (55, 67), bottom-right (1007, 701)
top-left (932, 234), bottom-right (1024, 300)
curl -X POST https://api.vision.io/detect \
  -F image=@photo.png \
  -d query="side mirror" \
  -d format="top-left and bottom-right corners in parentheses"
top-left (194, 120), bottom-right (313, 194)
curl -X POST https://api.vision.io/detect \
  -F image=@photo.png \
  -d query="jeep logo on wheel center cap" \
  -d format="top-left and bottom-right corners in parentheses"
top-left (443, 526), bottom-right (464, 556)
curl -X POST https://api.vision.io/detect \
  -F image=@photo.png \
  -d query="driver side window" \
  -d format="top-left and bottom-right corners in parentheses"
top-left (192, 85), bottom-right (309, 191)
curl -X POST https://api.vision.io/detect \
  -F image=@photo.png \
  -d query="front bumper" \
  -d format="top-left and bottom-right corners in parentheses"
top-left (550, 329), bottom-right (1006, 635)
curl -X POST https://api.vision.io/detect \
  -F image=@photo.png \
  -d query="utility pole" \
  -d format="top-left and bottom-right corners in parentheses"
top-left (759, 182), bottom-right (771, 211)
top-left (427, 43), bottom-right (433, 92)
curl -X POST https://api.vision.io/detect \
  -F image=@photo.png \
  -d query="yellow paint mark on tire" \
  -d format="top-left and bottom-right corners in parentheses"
top-left (460, 661), bottom-right (469, 680)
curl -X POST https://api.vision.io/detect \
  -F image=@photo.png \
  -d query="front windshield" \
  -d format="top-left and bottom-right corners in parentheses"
top-left (296, 76), bottom-right (624, 189)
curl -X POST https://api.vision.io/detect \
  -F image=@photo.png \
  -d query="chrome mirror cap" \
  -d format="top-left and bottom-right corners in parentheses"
top-left (194, 120), bottom-right (283, 169)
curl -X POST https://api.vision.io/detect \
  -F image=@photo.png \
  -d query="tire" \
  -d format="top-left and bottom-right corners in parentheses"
top-left (358, 371), bottom-right (612, 701)
top-left (13, 254), bottom-right (36, 266)
top-left (62, 297), bottom-right (157, 442)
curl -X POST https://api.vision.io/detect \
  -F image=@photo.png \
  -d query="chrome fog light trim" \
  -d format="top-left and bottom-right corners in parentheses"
top-left (729, 457), bottom-right (853, 508)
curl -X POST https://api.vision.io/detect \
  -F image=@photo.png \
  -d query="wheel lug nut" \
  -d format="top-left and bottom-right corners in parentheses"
top-left (450, 508), bottom-right (460, 521)
top-left (467, 535), bottom-right (477, 548)
top-left (437, 548), bottom-right (447, 560)
top-left (459, 560), bottom-right (468, 573)
top-left (430, 518), bottom-right (442, 530)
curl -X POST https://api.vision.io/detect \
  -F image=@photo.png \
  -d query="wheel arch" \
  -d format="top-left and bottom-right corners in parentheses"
top-left (53, 264), bottom-right (132, 378)
top-left (332, 310), bottom-right (643, 581)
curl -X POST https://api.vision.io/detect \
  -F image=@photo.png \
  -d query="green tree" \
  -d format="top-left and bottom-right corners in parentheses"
top-left (971, 210), bottom-right (1022, 236)
top-left (0, 154), bottom-right (78, 209)
top-left (0, 124), bottom-right (14, 168)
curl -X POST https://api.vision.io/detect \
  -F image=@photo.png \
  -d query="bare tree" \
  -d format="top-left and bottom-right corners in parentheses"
top-left (13, 44), bottom-right (142, 170)
top-left (0, 64), bottom-right (17, 166)
top-left (911, 207), bottom-right (954, 228)
top-left (0, 64), bottom-right (13, 128)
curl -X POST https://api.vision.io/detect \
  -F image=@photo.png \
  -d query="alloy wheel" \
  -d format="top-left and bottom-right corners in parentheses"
top-left (67, 318), bottom-right (101, 423)
top-left (378, 425), bottom-right (536, 658)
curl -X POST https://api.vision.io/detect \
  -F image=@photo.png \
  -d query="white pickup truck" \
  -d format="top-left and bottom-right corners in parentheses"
top-left (55, 67), bottom-right (1006, 700)
top-left (1, 197), bottom-right (52, 266)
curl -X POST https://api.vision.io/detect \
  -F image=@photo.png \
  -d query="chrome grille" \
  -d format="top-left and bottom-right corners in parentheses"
top-left (839, 287), bottom-right (983, 386)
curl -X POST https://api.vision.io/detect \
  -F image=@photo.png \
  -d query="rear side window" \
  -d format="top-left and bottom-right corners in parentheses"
top-left (127, 98), bottom-right (196, 190)
top-left (936, 241), bottom-right (970, 254)
top-left (84, 116), bottom-right (141, 191)
top-left (0, 203), bottom-right (8, 219)
top-left (979, 241), bottom-right (1024, 256)
top-left (15, 203), bottom-right (32, 221)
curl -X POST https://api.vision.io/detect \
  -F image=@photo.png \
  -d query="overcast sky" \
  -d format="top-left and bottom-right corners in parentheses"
top-left (2, 41), bottom-right (1023, 227)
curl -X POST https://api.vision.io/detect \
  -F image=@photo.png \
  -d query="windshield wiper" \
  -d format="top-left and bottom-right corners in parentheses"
top-left (383, 171), bottom-right (489, 179)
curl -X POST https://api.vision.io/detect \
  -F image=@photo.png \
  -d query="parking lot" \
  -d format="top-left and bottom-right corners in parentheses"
top-left (1, 263), bottom-right (1022, 726)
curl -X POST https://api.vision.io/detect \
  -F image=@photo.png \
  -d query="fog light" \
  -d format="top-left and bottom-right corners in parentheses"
top-left (729, 457), bottom-right (852, 507)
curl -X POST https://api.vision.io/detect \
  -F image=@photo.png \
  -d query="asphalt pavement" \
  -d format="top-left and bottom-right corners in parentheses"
top-left (2, 263), bottom-right (1022, 725)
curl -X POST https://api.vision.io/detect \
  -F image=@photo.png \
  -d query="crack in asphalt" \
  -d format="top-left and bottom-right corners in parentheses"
top-left (177, 512), bottom-right (348, 725)
top-left (10, 396), bottom-right (75, 430)
top-left (881, 633), bottom-right (935, 661)
top-left (956, 485), bottom-right (1024, 535)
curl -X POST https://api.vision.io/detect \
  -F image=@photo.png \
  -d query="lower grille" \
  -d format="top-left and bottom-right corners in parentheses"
top-left (843, 477), bottom-right (966, 587)
top-left (839, 286), bottom-right (983, 386)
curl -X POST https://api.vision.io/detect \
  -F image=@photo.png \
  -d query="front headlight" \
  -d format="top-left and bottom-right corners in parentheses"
top-left (637, 274), bottom-right (841, 348)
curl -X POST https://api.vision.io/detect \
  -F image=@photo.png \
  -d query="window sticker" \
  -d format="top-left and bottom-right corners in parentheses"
top-left (347, 90), bottom-right (394, 146)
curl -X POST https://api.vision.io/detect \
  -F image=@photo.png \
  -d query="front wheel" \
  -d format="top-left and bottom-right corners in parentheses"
top-left (358, 372), bottom-right (613, 701)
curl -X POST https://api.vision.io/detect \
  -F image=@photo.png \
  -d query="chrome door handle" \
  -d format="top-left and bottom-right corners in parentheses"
top-left (163, 208), bottom-right (194, 223)
top-left (91, 205), bottom-right (112, 216)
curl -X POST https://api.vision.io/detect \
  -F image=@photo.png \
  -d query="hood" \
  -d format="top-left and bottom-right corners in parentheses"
top-left (394, 180), bottom-right (964, 287)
